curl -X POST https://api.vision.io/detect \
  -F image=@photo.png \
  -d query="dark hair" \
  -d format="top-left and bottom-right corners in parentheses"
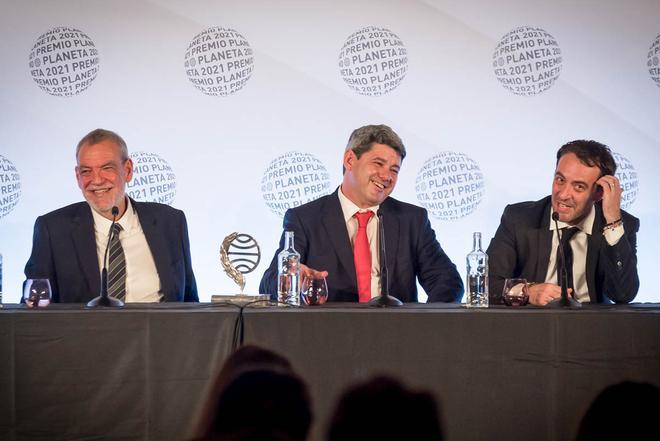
top-left (327, 376), bottom-right (444, 441)
top-left (206, 369), bottom-right (312, 441)
top-left (556, 140), bottom-right (616, 177)
top-left (343, 124), bottom-right (406, 173)
top-left (76, 128), bottom-right (129, 162)
top-left (189, 345), bottom-right (295, 441)
top-left (575, 381), bottom-right (660, 441)
top-left (212, 345), bottom-right (293, 386)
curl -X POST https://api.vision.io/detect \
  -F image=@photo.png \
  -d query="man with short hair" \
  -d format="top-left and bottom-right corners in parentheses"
top-left (24, 128), bottom-right (198, 303)
top-left (487, 140), bottom-right (639, 305)
top-left (260, 124), bottom-right (463, 303)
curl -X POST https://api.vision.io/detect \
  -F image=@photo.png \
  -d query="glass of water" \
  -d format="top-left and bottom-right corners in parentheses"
top-left (301, 276), bottom-right (328, 306)
top-left (23, 278), bottom-right (52, 308)
top-left (502, 278), bottom-right (529, 306)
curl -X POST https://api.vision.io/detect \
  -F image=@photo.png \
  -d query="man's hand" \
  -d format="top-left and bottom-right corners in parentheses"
top-left (596, 175), bottom-right (622, 224)
top-left (300, 263), bottom-right (328, 280)
top-left (528, 283), bottom-right (572, 306)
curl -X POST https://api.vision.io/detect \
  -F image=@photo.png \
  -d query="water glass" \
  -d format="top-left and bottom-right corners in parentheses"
top-left (502, 278), bottom-right (529, 306)
top-left (23, 278), bottom-right (52, 308)
top-left (301, 276), bottom-right (328, 306)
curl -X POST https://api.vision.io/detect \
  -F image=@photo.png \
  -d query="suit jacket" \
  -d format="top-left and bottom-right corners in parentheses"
top-left (24, 199), bottom-right (198, 303)
top-left (486, 196), bottom-right (639, 304)
top-left (259, 190), bottom-right (463, 303)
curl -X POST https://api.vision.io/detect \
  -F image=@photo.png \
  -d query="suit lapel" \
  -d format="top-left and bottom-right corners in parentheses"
top-left (380, 199), bottom-right (399, 276)
top-left (71, 204), bottom-right (101, 296)
top-left (534, 199), bottom-right (553, 282)
top-left (585, 203), bottom-right (604, 302)
top-left (133, 201), bottom-right (174, 297)
top-left (321, 192), bottom-right (357, 286)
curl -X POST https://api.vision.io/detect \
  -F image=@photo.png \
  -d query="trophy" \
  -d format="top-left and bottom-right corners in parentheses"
top-left (214, 232), bottom-right (268, 304)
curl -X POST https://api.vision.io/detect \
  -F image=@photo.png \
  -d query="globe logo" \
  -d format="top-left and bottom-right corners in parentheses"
top-left (184, 27), bottom-right (254, 96)
top-left (127, 152), bottom-right (176, 205)
top-left (261, 151), bottom-right (332, 217)
top-left (647, 34), bottom-right (660, 88)
top-left (339, 26), bottom-right (408, 96)
top-left (224, 233), bottom-right (261, 274)
top-left (613, 152), bottom-right (638, 210)
top-left (415, 151), bottom-right (485, 221)
top-left (493, 26), bottom-right (562, 96)
top-left (0, 155), bottom-right (21, 219)
top-left (28, 27), bottom-right (99, 97)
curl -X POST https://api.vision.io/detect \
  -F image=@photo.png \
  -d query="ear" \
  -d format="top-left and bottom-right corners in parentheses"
top-left (74, 166), bottom-right (83, 189)
top-left (124, 158), bottom-right (134, 182)
top-left (343, 149), bottom-right (355, 171)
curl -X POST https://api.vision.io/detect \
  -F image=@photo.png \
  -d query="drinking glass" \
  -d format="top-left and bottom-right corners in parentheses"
top-left (23, 278), bottom-right (52, 308)
top-left (502, 278), bottom-right (529, 306)
top-left (301, 276), bottom-right (328, 306)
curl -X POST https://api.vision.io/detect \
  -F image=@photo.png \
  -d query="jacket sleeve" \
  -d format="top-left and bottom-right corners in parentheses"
top-left (486, 205), bottom-right (519, 302)
top-left (600, 215), bottom-right (639, 303)
top-left (179, 211), bottom-right (198, 302)
top-left (259, 209), bottom-right (308, 300)
top-left (24, 216), bottom-right (60, 303)
top-left (416, 213), bottom-right (464, 303)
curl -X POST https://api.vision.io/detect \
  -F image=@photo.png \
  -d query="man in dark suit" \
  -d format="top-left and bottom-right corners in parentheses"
top-left (24, 128), bottom-right (198, 303)
top-left (260, 124), bottom-right (463, 303)
top-left (487, 140), bottom-right (639, 305)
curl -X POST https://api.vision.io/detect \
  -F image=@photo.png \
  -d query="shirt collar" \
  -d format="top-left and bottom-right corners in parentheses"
top-left (548, 203), bottom-right (595, 235)
top-left (91, 197), bottom-right (138, 235)
top-left (337, 186), bottom-right (379, 223)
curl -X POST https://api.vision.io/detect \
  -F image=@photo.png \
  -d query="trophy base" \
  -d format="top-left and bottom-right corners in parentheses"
top-left (211, 294), bottom-right (271, 306)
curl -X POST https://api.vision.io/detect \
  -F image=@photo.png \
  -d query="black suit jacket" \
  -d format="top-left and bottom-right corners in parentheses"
top-left (486, 196), bottom-right (639, 304)
top-left (24, 200), bottom-right (198, 303)
top-left (259, 190), bottom-right (463, 303)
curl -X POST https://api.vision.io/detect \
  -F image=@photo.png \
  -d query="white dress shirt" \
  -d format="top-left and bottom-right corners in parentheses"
top-left (337, 186), bottom-right (381, 298)
top-left (91, 200), bottom-right (162, 302)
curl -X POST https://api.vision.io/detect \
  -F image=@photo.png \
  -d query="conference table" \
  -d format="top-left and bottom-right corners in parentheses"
top-left (1, 302), bottom-right (659, 441)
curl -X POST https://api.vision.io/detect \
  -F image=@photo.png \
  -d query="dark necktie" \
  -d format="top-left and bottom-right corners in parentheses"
top-left (353, 211), bottom-right (374, 303)
top-left (556, 227), bottom-right (580, 291)
top-left (107, 223), bottom-right (127, 300)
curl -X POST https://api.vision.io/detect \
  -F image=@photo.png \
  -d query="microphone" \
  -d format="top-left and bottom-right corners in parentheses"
top-left (368, 209), bottom-right (402, 307)
top-left (548, 211), bottom-right (580, 308)
top-left (87, 206), bottom-right (125, 307)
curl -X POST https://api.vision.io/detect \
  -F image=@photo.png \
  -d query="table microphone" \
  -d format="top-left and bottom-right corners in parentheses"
top-left (548, 211), bottom-right (580, 308)
top-left (368, 210), bottom-right (402, 307)
top-left (87, 206), bottom-right (125, 307)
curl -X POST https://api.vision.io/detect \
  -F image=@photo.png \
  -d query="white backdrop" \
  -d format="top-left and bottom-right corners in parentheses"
top-left (1, 0), bottom-right (659, 303)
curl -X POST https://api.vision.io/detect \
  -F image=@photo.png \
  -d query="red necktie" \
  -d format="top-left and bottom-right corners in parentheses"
top-left (353, 211), bottom-right (374, 303)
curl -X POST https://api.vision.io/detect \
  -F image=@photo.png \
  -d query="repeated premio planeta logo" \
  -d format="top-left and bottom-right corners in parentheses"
top-left (647, 34), bottom-right (660, 88)
top-left (0, 155), bottom-right (21, 219)
top-left (127, 152), bottom-right (176, 205)
top-left (339, 26), bottom-right (408, 96)
top-left (415, 152), bottom-right (484, 221)
top-left (493, 26), bottom-right (562, 96)
top-left (613, 152), bottom-right (638, 210)
top-left (184, 27), bottom-right (254, 96)
top-left (261, 151), bottom-right (331, 217)
top-left (28, 27), bottom-right (99, 97)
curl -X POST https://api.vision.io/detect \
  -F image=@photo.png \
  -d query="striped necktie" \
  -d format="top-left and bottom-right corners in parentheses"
top-left (107, 223), bottom-right (126, 301)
